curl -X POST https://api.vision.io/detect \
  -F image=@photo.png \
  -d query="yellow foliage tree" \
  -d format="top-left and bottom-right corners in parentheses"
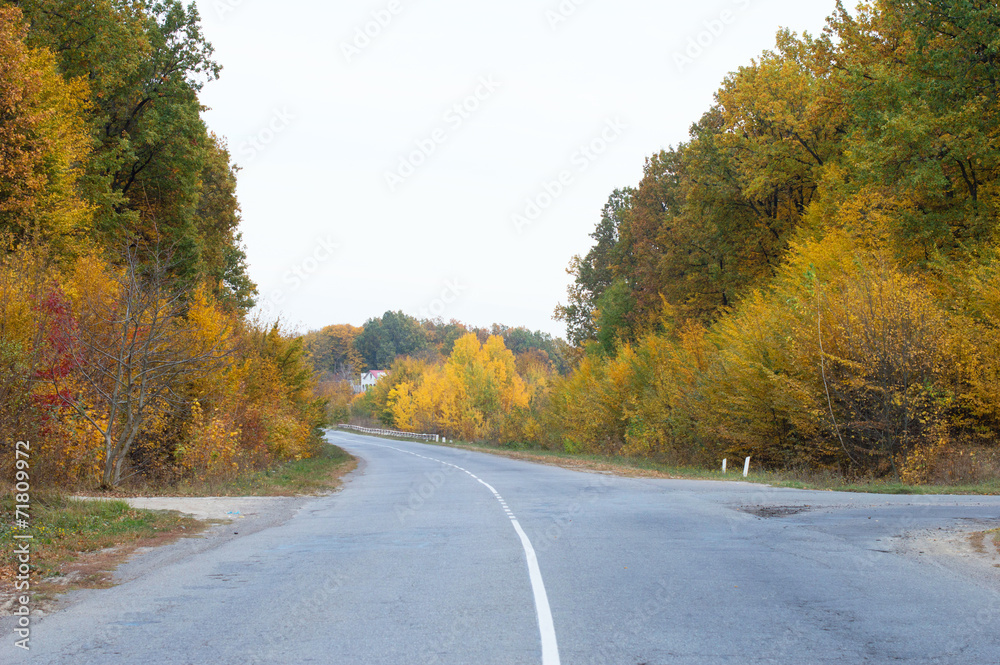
top-left (381, 334), bottom-right (537, 444)
top-left (0, 6), bottom-right (93, 256)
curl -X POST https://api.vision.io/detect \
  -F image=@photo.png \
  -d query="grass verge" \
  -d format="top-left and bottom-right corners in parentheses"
top-left (80, 444), bottom-right (358, 498)
top-left (1, 444), bottom-right (356, 607)
top-left (1, 494), bottom-right (204, 604)
top-left (425, 438), bottom-right (1000, 495)
top-left (155, 443), bottom-right (357, 497)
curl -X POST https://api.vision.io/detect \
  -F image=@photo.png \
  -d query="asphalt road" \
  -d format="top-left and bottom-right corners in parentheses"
top-left (5, 430), bottom-right (1000, 664)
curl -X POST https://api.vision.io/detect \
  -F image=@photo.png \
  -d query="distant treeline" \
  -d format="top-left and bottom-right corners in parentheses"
top-left (303, 313), bottom-right (573, 438)
top-left (302, 313), bottom-right (573, 379)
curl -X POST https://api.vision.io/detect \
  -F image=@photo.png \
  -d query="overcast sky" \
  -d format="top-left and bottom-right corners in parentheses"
top-left (193, 0), bottom-right (837, 338)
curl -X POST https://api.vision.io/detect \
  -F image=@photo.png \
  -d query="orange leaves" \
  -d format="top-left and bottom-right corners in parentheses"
top-left (0, 6), bottom-right (92, 253)
top-left (188, 322), bottom-right (321, 475)
top-left (715, 34), bottom-right (837, 201)
top-left (0, 5), bottom-right (327, 488)
top-left (317, 379), bottom-right (355, 425)
top-left (0, 242), bottom-right (52, 350)
top-left (550, 2), bottom-right (1000, 480)
top-left (302, 324), bottom-right (364, 378)
top-left (447, 334), bottom-right (530, 442)
top-left (0, 244), bottom-right (323, 488)
top-left (815, 259), bottom-right (957, 474)
top-left (176, 399), bottom-right (244, 481)
top-left (60, 251), bottom-right (120, 316)
top-left (550, 324), bottom-right (716, 464)
top-left (185, 287), bottom-right (235, 350)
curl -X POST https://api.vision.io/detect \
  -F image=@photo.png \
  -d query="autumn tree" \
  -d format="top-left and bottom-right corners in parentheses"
top-left (385, 334), bottom-right (533, 443)
top-left (195, 134), bottom-right (257, 309)
top-left (302, 324), bottom-right (364, 380)
top-left (819, 266), bottom-right (950, 478)
top-left (16, 0), bottom-right (252, 289)
top-left (0, 5), bottom-right (91, 254)
top-left (421, 318), bottom-right (470, 356)
top-left (0, 1), bottom-right (335, 490)
top-left (0, 242), bottom-right (54, 461)
top-left (828, 0), bottom-right (1000, 257)
top-left (48, 242), bottom-right (232, 486)
top-left (549, 1), bottom-right (1000, 479)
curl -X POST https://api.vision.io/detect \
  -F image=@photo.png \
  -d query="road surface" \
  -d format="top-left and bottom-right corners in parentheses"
top-left (4, 430), bottom-right (1000, 664)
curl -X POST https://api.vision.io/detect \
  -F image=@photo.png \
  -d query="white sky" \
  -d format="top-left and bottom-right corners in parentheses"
top-left (194, 0), bottom-right (837, 338)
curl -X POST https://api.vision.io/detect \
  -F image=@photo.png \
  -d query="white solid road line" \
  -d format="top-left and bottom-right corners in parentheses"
top-left (361, 441), bottom-right (561, 665)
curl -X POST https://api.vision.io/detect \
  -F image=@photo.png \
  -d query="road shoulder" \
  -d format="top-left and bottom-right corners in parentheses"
top-left (1, 494), bottom-right (324, 620)
top-left (899, 524), bottom-right (1000, 590)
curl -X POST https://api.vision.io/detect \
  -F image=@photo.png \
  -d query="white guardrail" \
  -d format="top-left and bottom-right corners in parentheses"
top-left (338, 424), bottom-right (440, 442)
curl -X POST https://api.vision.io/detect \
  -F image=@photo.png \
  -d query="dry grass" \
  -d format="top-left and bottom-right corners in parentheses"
top-left (80, 444), bottom-right (357, 498)
top-left (930, 445), bottom-right (1000, 485)
top-left (970, 531), bottom-right (987, 555)
top-left (968, 528), bottom-right (1000, 562)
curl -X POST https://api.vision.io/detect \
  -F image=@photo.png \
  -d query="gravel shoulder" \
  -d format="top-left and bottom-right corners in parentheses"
top-left (107, 495), bottom-right (314, 586)
top-left (899, 524), bottom-right (1000, 590)
top-left (75, 495), bottom-right (308, 521)
top-left (0, 493), bottom-right (338, 619)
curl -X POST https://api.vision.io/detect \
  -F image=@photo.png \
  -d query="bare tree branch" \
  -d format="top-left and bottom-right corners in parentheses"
top-left (47, 236), bottom-right (234, 486)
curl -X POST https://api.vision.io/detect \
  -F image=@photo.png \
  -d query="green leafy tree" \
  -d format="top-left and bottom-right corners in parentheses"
top-left (556, 188), bottom-right (631, 345)
top-left (593, 279), bottom-right (636, 356)
top-left (354, 311), bottom-right (428, 370)
top-left (829, 0), bottom-right (1000, 256)
top-left (195, 134), bottom-right (256, 309)
top-left (16, 0), bottom-right (253, 289)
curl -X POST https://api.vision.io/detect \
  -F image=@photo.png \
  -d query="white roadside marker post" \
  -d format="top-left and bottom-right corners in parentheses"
top-left (743, 457), bottom-right (751, 477)
top-left (722, 459), bottom-right (727, 474)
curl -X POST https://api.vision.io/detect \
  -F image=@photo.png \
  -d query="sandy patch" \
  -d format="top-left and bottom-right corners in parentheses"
top-left (72, 495), bottom-right (302, 521)
top-left (900, 524), bottom-right (1000, 589)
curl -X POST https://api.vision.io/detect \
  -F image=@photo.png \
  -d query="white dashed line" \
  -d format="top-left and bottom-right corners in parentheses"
top-left (361, 441), bottom-right (561, 665)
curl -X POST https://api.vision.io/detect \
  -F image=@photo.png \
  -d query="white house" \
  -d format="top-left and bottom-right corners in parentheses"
top-left (354, 370), bottom-right (389, 393)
